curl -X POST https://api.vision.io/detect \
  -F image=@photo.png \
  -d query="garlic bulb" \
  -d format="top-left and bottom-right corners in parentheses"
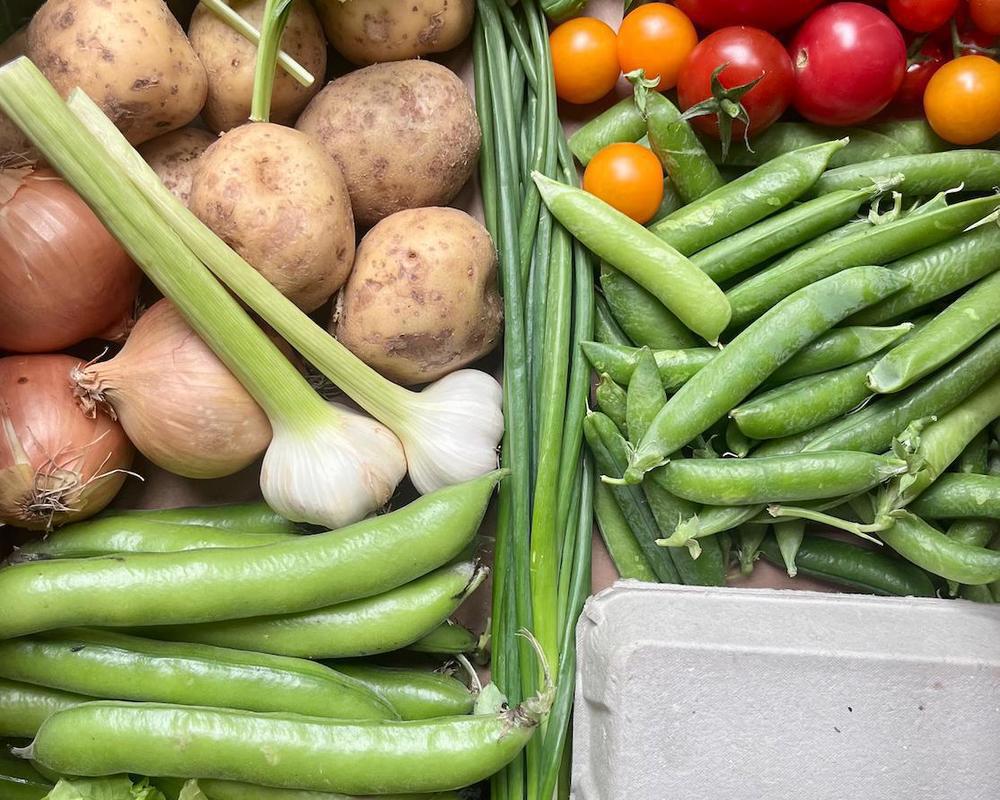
top-left (398, 369), bottom-right (504, 495)
top-left (262, 404), bottom-right (407, 528)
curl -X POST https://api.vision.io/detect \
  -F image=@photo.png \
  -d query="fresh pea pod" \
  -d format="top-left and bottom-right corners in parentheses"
top-left (810, 150), bottom-right (1000, 196)
top-left (0, 629), bottom-right (396, 720)
top-left (581, 341), bottom-right (715, 389)
top-left (625, 266), bottom-right (910, 481)
top-left (626, 348), bottom-right (666, 443)
top-left (848, 221), bottom-right (1000, 326)
top-left (109, 502), bottom-right (297, 533)
top-left (757, 534), bottom-right (937, 596)
top-left (651, 176), bottom-right (685, 223)
top-left (773, 520), bottom-right (805, 577)
top-left (0, 770), bottom-right (50, 800)
top-left (568, 98), bottom-right (646, 164)
top-left (771, 324), bottom-right (914, 384)
top-left (593, 478), bottom-right (657, 582)
top-left (725, 420), bottom-right (754, 457)
top-left (139, 560), bottom-right (487, 660)
top-left (868, 270), bottom-right (1000, 393)
top-left (327, 663), bottom-right (474, 720)
top-left (0, 679), bottom-right (86, 738)
top-left (407, 621), bottom-right (479, 656)
top-left (159, 779), bottom-right (461, 800)
top-left (533, 173), bottom-right (731, 342)
top-left (646, 93), bottom-right (725, 203)
top-left (594, 294), bottom-right (632, 347)
top-left (726, 194), bottom-right (1000, 329)
top-left (0, 471), bottom-right (501, 639)
top-left (868, 120), bottom-right (952, 156)
top-left (909, 475), bottom-right (1000, 520)
top-left (736, 526), bottom-right (767, 575)
top-left (879, 511), bottom-right (1000, 585)
top-left (689, 185), bottom-right (888, 283)
top-left (959, 584), bottom-right (996, 603)
top-left (648, 140), bottom-right (847, 255)
top-left (595, 373), bottom-right (628, 435)
top-left (599, 264), bottom-right (699, 350)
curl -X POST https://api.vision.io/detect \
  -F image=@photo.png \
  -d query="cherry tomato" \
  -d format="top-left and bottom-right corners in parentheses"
top-left (617, 3), bottom-right (698, 91)
top-left (889, 0), bottom-right (960, 32)
top-left (550, 18), bottom-right (620, 105)
top-left (674, 0), bottom-right (825, 32)
top-left (970, 0), bottom-right (1000, 34)
top-left (677, 27), bottom-right (795, 139)
top-left (888, 39), bottom-right (948, 117)
top-left (583, 143), bottom-right (665, 224)
top-left (790, 3), bottom-right (907, 126)
top-left (924, 54), bottom-right (1000, 144)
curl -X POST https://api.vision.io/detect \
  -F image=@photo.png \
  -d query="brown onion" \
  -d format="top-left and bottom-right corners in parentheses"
top-left (0, 354), bottom-right (135, 531)
top-left (0, 167), bottom-right (142, 353)
top-left (72, 299), bottom-right (273, 480)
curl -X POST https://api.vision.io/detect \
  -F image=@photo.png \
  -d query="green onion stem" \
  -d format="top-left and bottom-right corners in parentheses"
top-left (250, 0), bottom-right (293, 122)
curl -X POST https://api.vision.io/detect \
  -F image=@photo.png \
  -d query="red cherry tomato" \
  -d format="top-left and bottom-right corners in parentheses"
top-left (971, 0), bottom-right (1000, 34)
top-left (583, 143), bottom-right (665, 224)
top-left (888, 0), bottom-right (960, 32)
top-left (677, 27), bottom-right (795, 139)
top-left (617, 3), bottom-right (699, 91)
top-left (888, 39), bottom-right (948, 117)
top-left (790, 3), bottom-right (907, 126)
top-left (550, 18), bottom-right (620, 105)
top-left (674, 0), bottom-right (825, 32)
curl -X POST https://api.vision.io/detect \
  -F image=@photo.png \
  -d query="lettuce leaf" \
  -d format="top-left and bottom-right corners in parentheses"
top-left (44, 777), bottom-right (166, 800)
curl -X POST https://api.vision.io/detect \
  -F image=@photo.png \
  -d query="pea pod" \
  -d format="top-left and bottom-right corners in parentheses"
top-left (757, 534), bottom-right (937, 596)
top-left (110, 502), bottom-right (297, 533)
top-left (139, 560), bottom-right (487, 660)
top-left (580, 341), bottom-right (715, 389)
top-left (725, 419), bottom-right (754, 457)
top-left (599, 264), bottom-right (699, 350)
top-left (646, 93), bottom-right (725, 203)
top-left (160, 779), bottom-right (460, 800)
top-left (726, 194), bottom-right (1000, 329)
top-left (909, 475), bottom-right (1000, 520)
top-left (810, 150), bottom-right (1000, 196)
top-left (626, 266), bottom-right (910, 481)
top-left (0, 629), bottom-right (396, 720)
top-left (0, 679), bottom-right (86, 738)
top-left (533, 173), bottom-right (731, 342)
top-left (648, 140), bottom-right (847, 255)
top-left (594, 294), bottom-right (632, 347)
top-left (595, 373), bottom-right (628, 435)
top-left (651, 176), bottom-right (685, 223)
top-left (593, 478), bottom-right (657, 582)
top-left (959, 584), bottom-right (996, 603)
top-left (879, 511), bottom-right (1000, 585)
top-left (773, 520), bottom-right (805, 577)
top-left (327, 663), bottom-right (474, 720)
top-left (868, 120), bottom-right (952, 156)
top-left (626, 348), bottom-right (666, 443)
top-left (568, 98), bottom-right (646, 164)
top-left (0, 771), bottom-right (50, 800)
top-left (407, 621), bottom-right (479, 656)
top-left (768, 324), bottom-right (914, 384)
top-left (0, 471), bottom-right (501, 639)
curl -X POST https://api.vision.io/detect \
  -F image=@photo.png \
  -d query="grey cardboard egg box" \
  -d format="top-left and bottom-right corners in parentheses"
top-left (572, 583), bottom-right (1000, 800)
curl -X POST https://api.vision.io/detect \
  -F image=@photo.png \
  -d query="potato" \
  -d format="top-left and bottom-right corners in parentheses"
top-left (189, 0), bottom-right (326, 134)
top-left (138, 127), bottom-right (216, 205)
top-left (316, 0), bottom-right (474, 65)
top-left (297, 60), bottom-right (480, 229)
top-left (334, 207), bottom-right (502, 385)
top-left (27, 0), bottom-right (208, 145)
top-left (0, 28), bottom-right (39, 164)
top-left (189, 122), bottom-right (355, 313)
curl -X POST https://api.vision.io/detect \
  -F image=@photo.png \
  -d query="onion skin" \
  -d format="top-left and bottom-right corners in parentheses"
top-left (73, 299), bottom-right (273, 480)
top-left (0, 355), bottom-right (134, 531)
top-left (0, 168), bottom-right (141, 353)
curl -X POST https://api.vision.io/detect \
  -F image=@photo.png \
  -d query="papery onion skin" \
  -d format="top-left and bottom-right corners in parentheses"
top-left (72, 299), bottom-right (273, 480)
top-left (0, 168), bottom-right (141, 353)
top-left (0, 354), bottom-right (135, 531)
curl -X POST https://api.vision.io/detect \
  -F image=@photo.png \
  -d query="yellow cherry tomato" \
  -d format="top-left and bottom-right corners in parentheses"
top-left (924, 55), bottom-right (1000, 145)
top-left (583, 142), bottom-right (665, 224)
top-left (617, 2), bottom-right (699, 91)
top-left (550, 17), bottom-right (621, 105)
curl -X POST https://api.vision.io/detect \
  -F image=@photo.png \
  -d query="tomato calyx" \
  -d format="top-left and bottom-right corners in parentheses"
top-left (679, 63), bottom-right (762, 160)
top-left (950, 19), bottom-right (1000, 58)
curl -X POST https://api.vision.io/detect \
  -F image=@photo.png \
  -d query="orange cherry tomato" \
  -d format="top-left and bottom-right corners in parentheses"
top-left (924, 55), bottom-right (1000, 145)
top-left (617, 3), bottom-right (699, 91)
top-left (583, 143), bottom-right (665, 224)
top-left (550, 17), bottom-right (620, 104)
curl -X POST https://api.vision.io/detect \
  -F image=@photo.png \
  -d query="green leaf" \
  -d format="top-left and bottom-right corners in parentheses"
top-left (44, 778), bottom-right (166, 800)
top-left (177, 781), bottom-right (209, 800)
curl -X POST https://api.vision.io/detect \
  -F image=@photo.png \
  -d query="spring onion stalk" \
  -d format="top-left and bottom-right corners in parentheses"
top-left (198, 0), bottom-right (314, 87)
top-left (0, 57), bottom-right (406, 529)
top-left (65, 92), bottom-right (504, 498)
top-left (250, 0), bottom-right (295, 122)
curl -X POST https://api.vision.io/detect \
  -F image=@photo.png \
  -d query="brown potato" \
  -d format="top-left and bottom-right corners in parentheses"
top-left (297, 60), bottom-right (481, 229)
top-left (27, 0), bottom-right (207, 145)
top-left (138, 127), bottom-right (216, 205)
top-left (189, 0), bottom-right (327, 134)
top-left (316, 0), bottom-right (473, 65)
top-left (189, 122), bottom-right (355, 313)
top-left (334, 207), bottom-right (502, 385)
top-left (0, 28), bottom-right (39, 164)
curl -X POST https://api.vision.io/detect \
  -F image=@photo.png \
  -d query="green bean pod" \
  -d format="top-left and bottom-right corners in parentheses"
top-left (627, 266), bottom-right (910, 480)
top-left (909, 475), bottom-right (1000, 519)
top-left (810, 150), bottom-right (1000, 196)
top-left (139, 560), bottom-right (487, 660)
top-left (848, 221), bottom-right (1000, 326)
top-left (599, 264), bottom-right (699, 350)
top-left (327, 664), bottom-right (474, 720)
top-left (868, 270), bottom-right (1000, 393)
top-left (567, 98), bottom-right (646, 164)
top-left (12, 522), bottom-right (298, 561)
top-left (0, 679), bottom-right (86, 738)
top-left (109, 502), bottom-right (298, 533)
top-left (879, 511), bottom-right (1000, 585)
top-left (533, 173), bottom-right (731, 342)
top-left (649, 139), bottom-right (847, 255)
top-left (690, 185), bottom-right (887, 283)
top-left (757, 534), bottom-right (937, 596)
top-left (580, 341), bottom-right (715, 389)
top-left (595, 373), bottom-right (628, 435)
top-left (593, 478), bottom-right (657, 582)
top-left (0, 629), bottom-right (396, 720)
top-left (159, 778), bottom-right (461, 800)
top-left (646, 93), bottom-right (725, 203)
top-left (594, 294), bottom-right (632, 347)
top-left (726, 194), bottom-right (1000, 329)
top-left (20, 691), bottom-right (549, 795)
top-left (0, 471), bottom-right (501, 639)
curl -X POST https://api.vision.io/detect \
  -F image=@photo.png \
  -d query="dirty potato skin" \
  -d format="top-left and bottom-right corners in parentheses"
top-left (138, 127), bottom-right (216, 205)
top-left (27, 0), bottom-right (208, 145)
top-left (189, 0), bottom-right (326, 134)
top-left (316, 0), bottom-right (474, 65)
top-left (188, 123), bottom-right (355, 313)
top-left (334, 207), bottom-right (502, 385)
top-left (0, 29), bottom-right (40, 164)
top-left (296, 60), bottom-right (481, 229)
